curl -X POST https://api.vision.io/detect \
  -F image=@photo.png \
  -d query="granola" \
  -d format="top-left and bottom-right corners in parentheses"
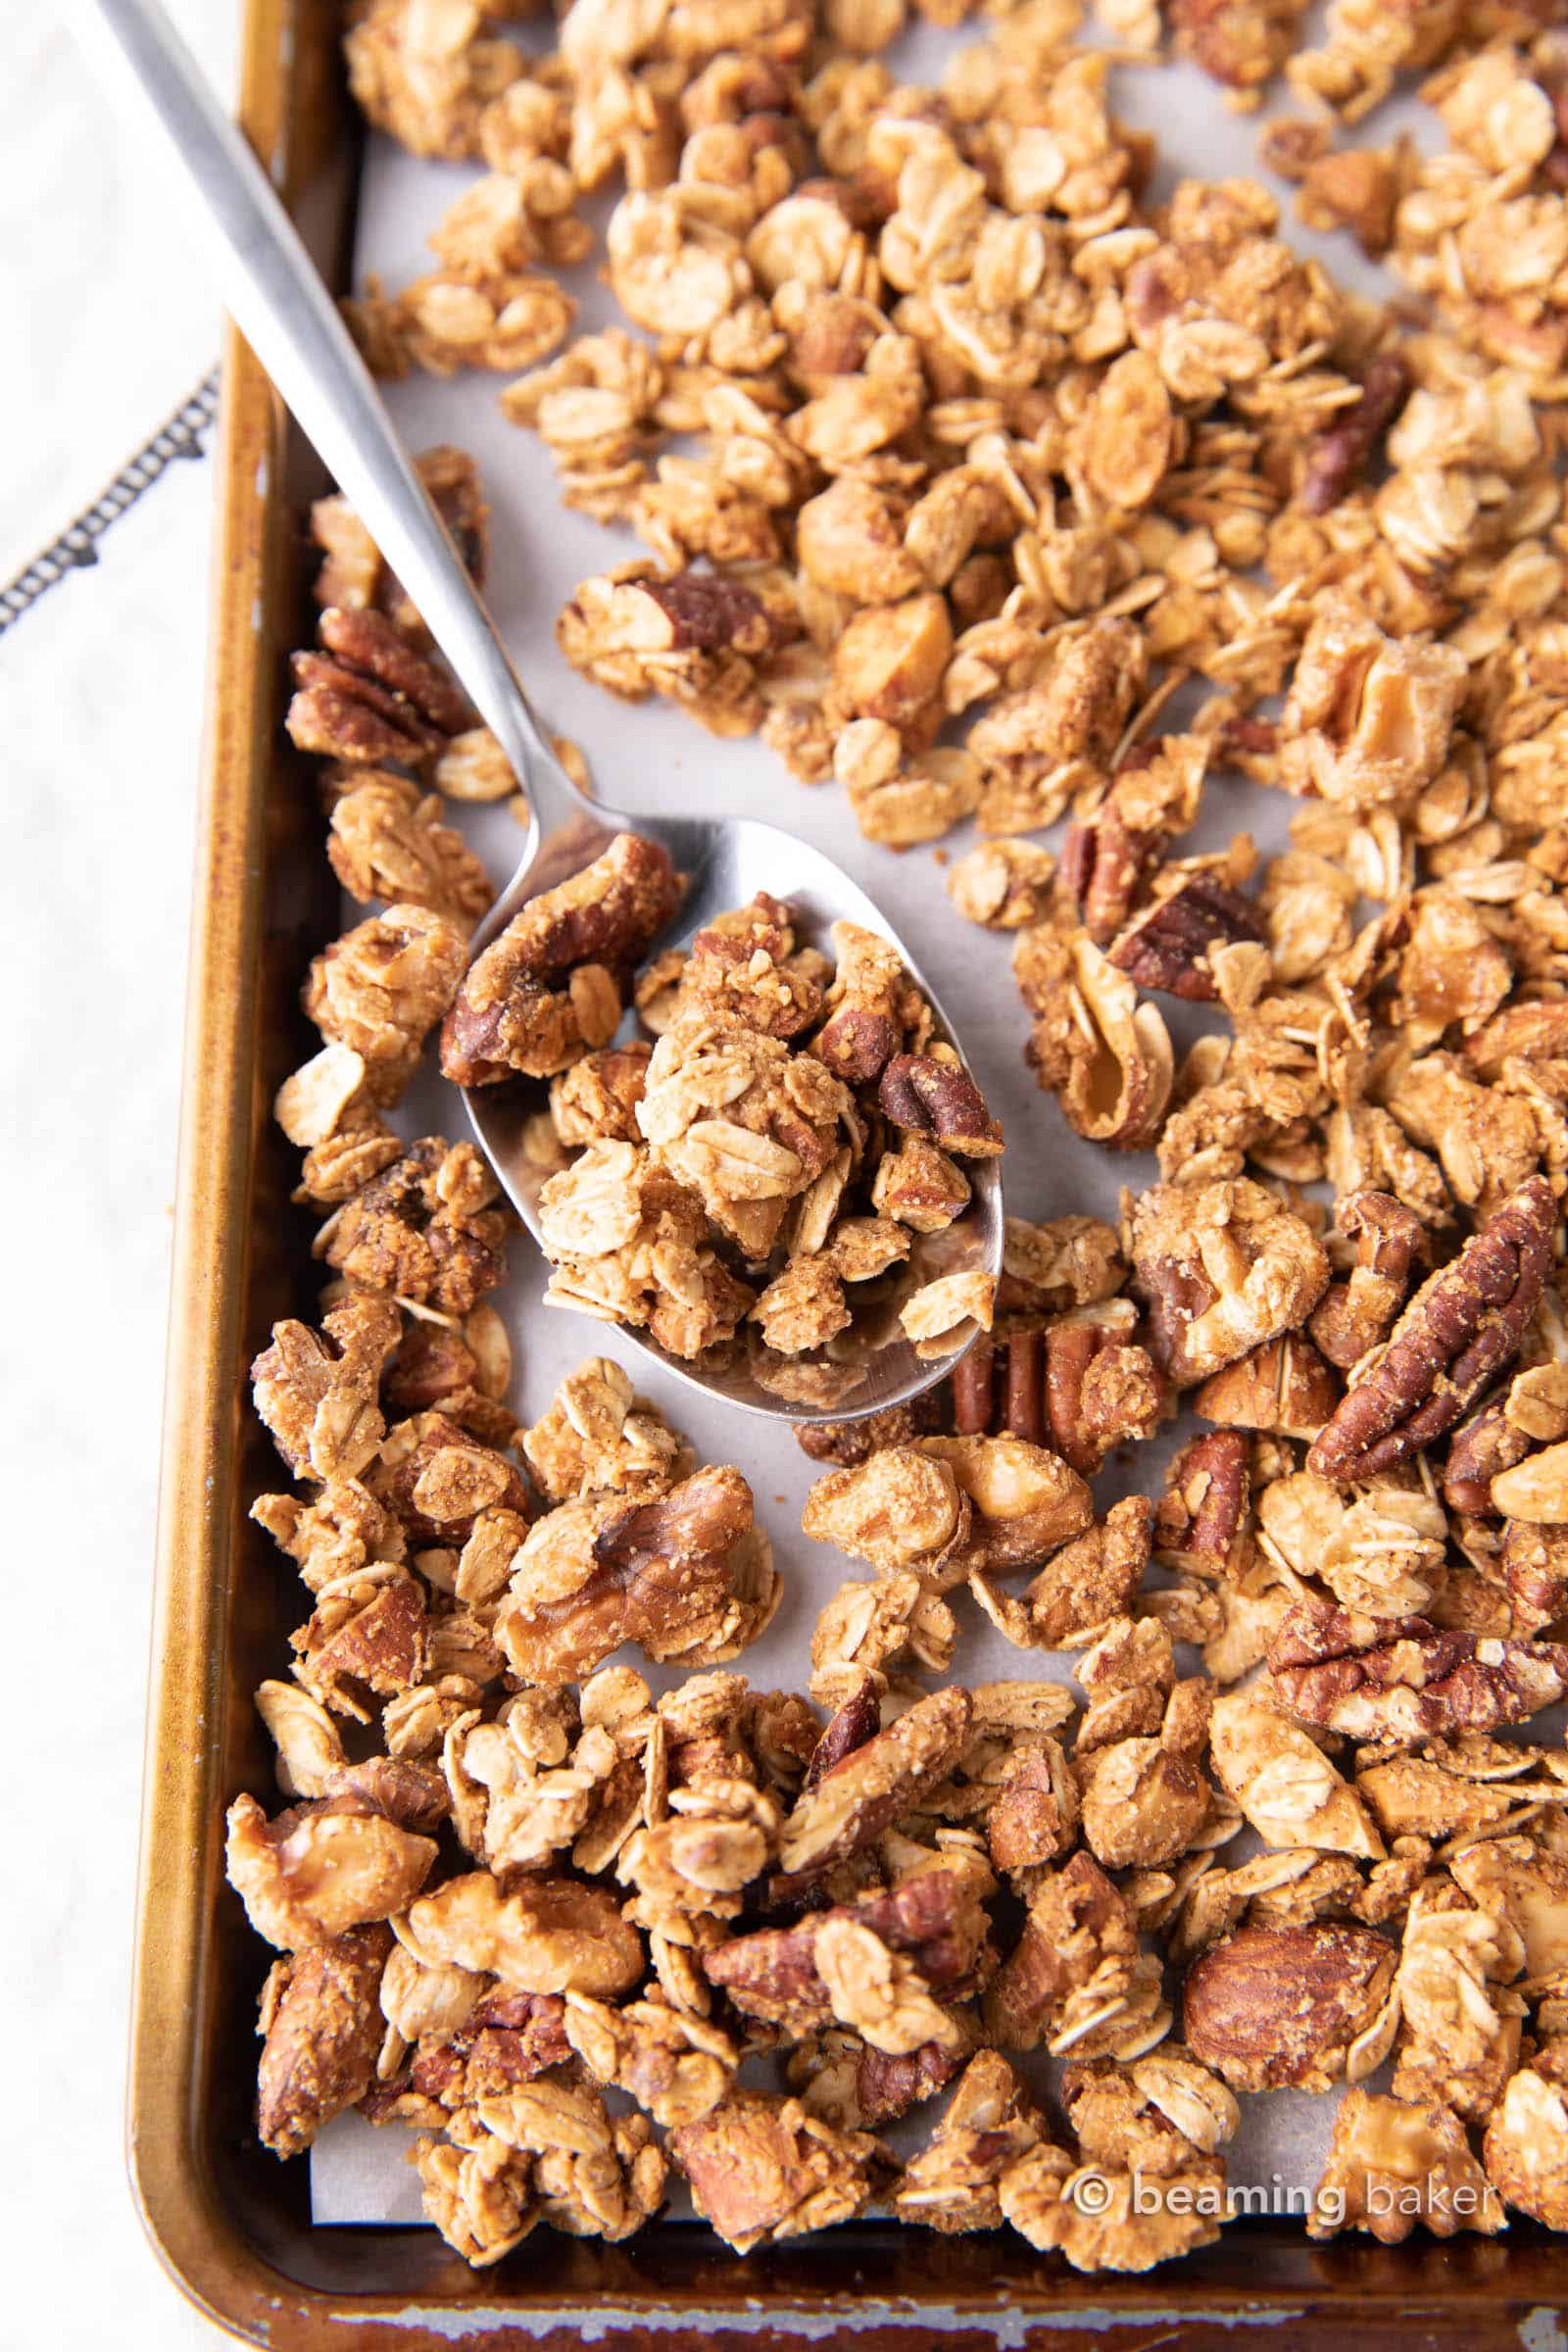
top-left (453, 875), bottom-right (1002, 1364)
top-left (223, 0), bottom-right (1568, 2277)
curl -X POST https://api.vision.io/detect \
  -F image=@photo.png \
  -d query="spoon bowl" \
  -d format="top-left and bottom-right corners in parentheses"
top-left (74, 0), bottom-right (1003, 1422)
top-left (465, 799), bottom-right (1004, 1421)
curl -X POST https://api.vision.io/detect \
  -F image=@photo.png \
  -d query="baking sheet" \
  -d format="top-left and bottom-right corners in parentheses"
top-left (310, 20), bottom-right (1452, 2227)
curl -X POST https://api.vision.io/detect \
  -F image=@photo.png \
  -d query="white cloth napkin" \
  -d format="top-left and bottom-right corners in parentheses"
top-left (0, 4), bottom-right (234, 582)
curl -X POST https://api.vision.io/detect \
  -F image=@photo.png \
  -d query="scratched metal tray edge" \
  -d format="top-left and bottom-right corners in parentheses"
top-left (122, 1), bottom-right (1568, 2341)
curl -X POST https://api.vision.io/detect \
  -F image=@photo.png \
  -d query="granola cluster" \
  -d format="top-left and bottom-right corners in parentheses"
top-left (220, 0), bottom-right (1568, 2283)
top-left (339, 1), bottom-right (1568, 887)
top-left (459, 879), bottom-right (1004, 1365)
top-left (231, 1354), bottom-right (787, 2185)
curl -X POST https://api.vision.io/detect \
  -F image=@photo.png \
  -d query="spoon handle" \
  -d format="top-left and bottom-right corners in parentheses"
top-left (68, 0), bottom-right (567, 827)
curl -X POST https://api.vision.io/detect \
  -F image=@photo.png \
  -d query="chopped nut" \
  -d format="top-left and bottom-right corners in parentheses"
top-left (398, 1871), bottom-right (643, 1997)
top-left (922, 1435), bottom-right (1097, 1582)
top-left (317, 1138), bottom-right (508, 1316)
top-left (871, 1136), bottom-right (971, 1233)
top-left (521, 1356), bottom-right (691, 1503)
top-left (1485, 2067), bottom-right (1568, 2230)
top-left (1209, 1688), bottom-right (1385, 1858)
top-left (225, 1790), bottom-right (437, 1950)
top-left (802, 1446), bottom-right (966, 1576)
top-left (494, 1466), bottom-right (778, 1685)
top-left (900, 1270), bottom-right (997, 1360)
top-left (1268, 1599), bottom-right (1568, 1740)
top-left (1280, 594), bottom-right (1466, 815)
top-left (252, 1296), bottom-right (402, 1483)
top-left (894, 2051), bottom-right (1049, 2234)
top-left (1110, 873), bottom-right (1265, 1004)
top-left (986, 1851), bottom-right (1169, 2060)
top-left (565, 1992), bottom-right (738, 2127)
top-left (947, 842), bottom-right (1056, 932)
top-left (257, 1925), bottom-right (392, 2157)
top-left (669, 2092), bottom-right (880, 2251)
top-left (1309, 1177), bottom-right (1558, 1483)
top-left (778, 1690), bottom-right (973, 1877)
top-left (305, 906), bottom-right (468, 1106)
top-left (1183, 1921), bottom-right (1396, 2092)
top-left (1195, 1334), bottom-right (1338, 1439)
top-left (1155, 1431), bottom-right (1250, 1580)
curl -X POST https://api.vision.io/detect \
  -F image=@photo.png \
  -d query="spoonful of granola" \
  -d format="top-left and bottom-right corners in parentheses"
top-left (76, 0), bottom-right (1004, 1420)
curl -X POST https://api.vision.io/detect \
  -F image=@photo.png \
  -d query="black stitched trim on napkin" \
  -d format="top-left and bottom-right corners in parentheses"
top-left (0, 368), bottom-right (220, 639)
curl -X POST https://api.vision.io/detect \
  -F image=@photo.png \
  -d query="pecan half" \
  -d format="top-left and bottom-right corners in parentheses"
top-left (1309, 1191), bottom-right (1425, 1371)
top-left (1307, 1177), bottom-right (1557, 1483)
top-left (1300, 354), bottom-right (1410, 518)
top-left (1154, 1430), bottom-right (1250, 1578)
top-left (441, 833), bottom-right (683, 1086)
top-left (1444, 1396), bottom-right (1532, 1517)
top-left (288, 607), bottom-right (472, 766)
top-left (1267, 1599), bottom-right (1568, 1740)
top-left (1059, 805), bottom-right (1160, 947)
top-left (704, 1866), bottom-right (988, 2034)
top-left (1108, 874), bottom-right (1264, 1003)
top-left (1044, 1321), bottom-right (1163, 1474)
top-left (778, 1689), bottom-right (973, 1877)
top-left (878, 1054), bottom-right (1004, 1159)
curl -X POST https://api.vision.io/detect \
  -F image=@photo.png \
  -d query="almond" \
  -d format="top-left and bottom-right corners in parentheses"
top-left (1181, 1920), bottom-right (1396, 2093)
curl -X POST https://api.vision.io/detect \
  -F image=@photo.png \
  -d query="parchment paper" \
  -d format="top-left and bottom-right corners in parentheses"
top-left (309, 24), bottom-right (1453, 2229)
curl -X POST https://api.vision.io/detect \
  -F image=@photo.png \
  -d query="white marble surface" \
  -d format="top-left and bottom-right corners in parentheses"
top-left (2, 6), bottom-right (238, 2346)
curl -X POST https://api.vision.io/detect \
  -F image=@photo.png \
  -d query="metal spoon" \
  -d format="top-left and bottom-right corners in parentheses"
top-left (73, 0), bottom-right (1004, 1421)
